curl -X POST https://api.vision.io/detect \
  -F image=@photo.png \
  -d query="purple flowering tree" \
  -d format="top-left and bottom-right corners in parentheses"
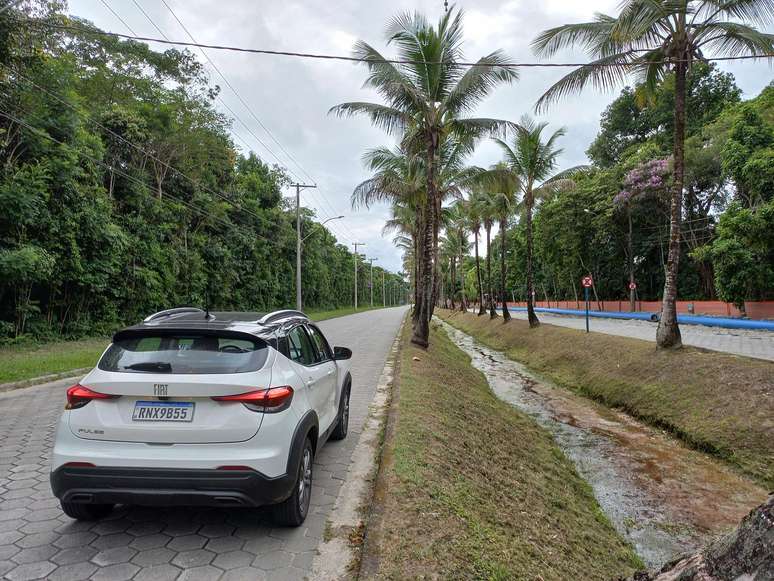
top-left (615, 158), bottom-right (672, 311)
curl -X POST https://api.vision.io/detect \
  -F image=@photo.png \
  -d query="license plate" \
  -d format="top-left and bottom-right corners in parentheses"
top-left (132, 401), bottom-right (195, 422)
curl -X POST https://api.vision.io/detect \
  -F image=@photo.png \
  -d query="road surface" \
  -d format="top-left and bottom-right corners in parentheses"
top-left (508, 310), bottom-right (774, 362)
top-left (0, 306), bottom-right (407, 581)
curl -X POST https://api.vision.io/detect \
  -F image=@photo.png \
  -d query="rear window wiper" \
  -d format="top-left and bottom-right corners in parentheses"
top-left (123, 362), bottom-right (172, 372)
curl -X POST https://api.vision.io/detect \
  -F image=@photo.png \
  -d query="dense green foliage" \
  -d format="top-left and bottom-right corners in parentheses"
top-left (0, 3), bottom-right (402, 342)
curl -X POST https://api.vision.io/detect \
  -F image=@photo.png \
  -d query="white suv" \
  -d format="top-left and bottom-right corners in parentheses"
top-left (50, 308), bottom-right (352, 527)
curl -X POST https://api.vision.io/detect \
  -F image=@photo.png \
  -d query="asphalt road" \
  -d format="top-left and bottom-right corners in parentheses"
top-left (0, 306), bottom-right (407, 581)
top-left (506, 310), bottom-right (774, 362)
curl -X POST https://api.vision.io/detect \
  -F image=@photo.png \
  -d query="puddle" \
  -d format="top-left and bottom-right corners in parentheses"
top-left (437, 319), bottom-right (768, 569)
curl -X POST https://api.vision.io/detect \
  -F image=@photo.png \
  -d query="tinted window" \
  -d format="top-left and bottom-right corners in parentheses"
top-left (99, 334), bottom-right (269, 374)
top-left (306, 325), bottom-right (331, 362)
top-left (287, 326), bottom-right (316, 366)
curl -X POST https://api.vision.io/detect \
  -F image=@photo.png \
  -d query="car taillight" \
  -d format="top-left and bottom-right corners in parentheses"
top-left (211, 386), bottom-right (294, 413)
top-left (65, 384), bottom-right (119, 410)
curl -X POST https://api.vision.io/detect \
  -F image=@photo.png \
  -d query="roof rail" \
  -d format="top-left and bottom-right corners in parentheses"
top-left (143, 307), bottom-right (205, 323)
top-left (259, 310), bottom-right (308, 325)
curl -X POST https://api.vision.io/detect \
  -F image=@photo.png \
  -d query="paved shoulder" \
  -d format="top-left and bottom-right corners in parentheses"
top-left (0, 306), bottom-right (408, 581)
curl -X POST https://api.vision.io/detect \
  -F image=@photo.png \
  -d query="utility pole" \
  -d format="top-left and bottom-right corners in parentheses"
top-left (368, 258), bottom-right (378, 307)
top-left (352, 243), bottom-right (365, 309)
top-left (292, 183), bottom-right (316, 311)
top-left (382, 270), bottom-right (386, 307)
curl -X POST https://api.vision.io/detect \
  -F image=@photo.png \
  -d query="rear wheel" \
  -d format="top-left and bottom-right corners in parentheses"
top-left (329, 386), bottom-right (350, 441)
top-left (272, 438), bottom-right (313, 527)
top-left (60, 501), bottom-right (113, 521)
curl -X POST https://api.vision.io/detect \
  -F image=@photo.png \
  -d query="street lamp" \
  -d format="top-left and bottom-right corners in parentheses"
top-left (296, 215), bottom-right (344, 310)
top-left (367, 258), bottom-right (378, 307)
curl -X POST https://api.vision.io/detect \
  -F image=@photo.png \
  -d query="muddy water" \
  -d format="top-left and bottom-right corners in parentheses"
top-left (438, 319), bottom-right (768, 569)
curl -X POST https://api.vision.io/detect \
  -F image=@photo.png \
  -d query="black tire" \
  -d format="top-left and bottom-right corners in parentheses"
top-left (329, 385), bottom-right (350, 441)
top-left (60, 501), bottom-right (113, 521)
top-left (272, 438), bottom-right (313, 527)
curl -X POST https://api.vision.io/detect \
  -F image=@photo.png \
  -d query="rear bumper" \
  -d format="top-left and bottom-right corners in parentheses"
top-left (50, 465), bottom-right (296, 508)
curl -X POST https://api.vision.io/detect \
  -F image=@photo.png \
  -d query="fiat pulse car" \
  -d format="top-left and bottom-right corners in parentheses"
top-left (50, 308), bottom-right (353, 526)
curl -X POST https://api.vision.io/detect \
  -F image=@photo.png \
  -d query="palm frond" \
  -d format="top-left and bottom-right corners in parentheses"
top-left (328, 102), bottom-right (410, 136)
top-left (444, 51), bottom-right (519, 115)
top-left (701, 0), bottom-right (774, 25)
top-left (531, 15), bottom-right (619, 58)
top-left (534, 51), bottom-right (642, 112)
top-left (695, 21), bottom-right (774, 57)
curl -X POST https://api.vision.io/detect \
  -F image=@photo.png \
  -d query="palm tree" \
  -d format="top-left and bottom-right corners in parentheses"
top-left (483, 118), bottom-right (582, 327)
top-left (467, 187), bottom-right (487, 315)
top-left (476, 192), bottom-right (498, 319)
top-left (353, 146), bottom-right (425, 310)
top-left (447, 201), bottom-right (471, 312)
top-left (331, 8), bottom-right (518, 347)
top-left (487, 167), bottom-right (520, 322)
top-left (532, 1), bottom-right (774, 347)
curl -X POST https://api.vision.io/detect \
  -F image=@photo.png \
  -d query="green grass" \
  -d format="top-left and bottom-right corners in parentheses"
top-left (0, 337), bottom-right (110, 384)
top-left (307, 305), bottom-right (388, 321)
top-left (438, 309), bottom-right (774, 490)
top-left (0, 305), bottom-right (392, 385)
top-left (364, 320), bottom-right (641, 580)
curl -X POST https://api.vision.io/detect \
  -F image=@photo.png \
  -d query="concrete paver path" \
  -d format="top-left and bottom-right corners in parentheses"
top-left (0, 306), bottom-right (407, 581)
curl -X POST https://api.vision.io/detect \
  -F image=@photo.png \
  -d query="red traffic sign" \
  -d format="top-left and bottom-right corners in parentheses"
top-left (582, 275), bottom-right (594, 288)
top-left (628, 281), bottom-right (637, 290)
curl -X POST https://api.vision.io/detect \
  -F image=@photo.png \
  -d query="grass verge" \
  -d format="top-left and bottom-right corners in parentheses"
top-left (307, 305), bottom-right (387, 321)
top-left (361, 319), bottom-right (641, 580)
top-left (0, 305), bottom-right (391, 384)
top-left (0, 337), bottom-right (108, 384)
top-left (438, 309), bottom-right (774, 490)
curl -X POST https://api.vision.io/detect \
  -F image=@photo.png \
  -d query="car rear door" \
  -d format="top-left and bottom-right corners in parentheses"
top-left (306, 324), bottom-right (338, 430)
top-left (286, 325), bottom-right (333, 427)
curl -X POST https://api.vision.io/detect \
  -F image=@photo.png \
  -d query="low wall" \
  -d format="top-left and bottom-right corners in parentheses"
top-left (503, 300), bottom-right (774, 320)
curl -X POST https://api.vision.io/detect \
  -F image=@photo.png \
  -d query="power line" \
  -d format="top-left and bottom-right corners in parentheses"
top-left (109, 1), bottom-right (350, 243)
top-left (97, 0), bottom-right (137, 36)
top-left (149, 2), bottom-right (358, 242)
top-left (29, 21), bottom-right (774, 68)
top-left (0, 100), bottom-right (290, 249)
top-left (129, 0), bottom-right (169, 40)
top-left (158, 0), bottom-right (316, 185)
top-left (1, 63), bottom-right (267, 224)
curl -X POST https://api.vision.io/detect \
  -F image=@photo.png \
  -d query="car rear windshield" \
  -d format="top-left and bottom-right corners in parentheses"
top-left (98, 334), bottom-right (269, 374)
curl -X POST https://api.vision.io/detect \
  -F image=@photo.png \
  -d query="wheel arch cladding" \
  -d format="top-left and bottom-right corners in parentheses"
top-left (288, 410), bottom-right (319, 473)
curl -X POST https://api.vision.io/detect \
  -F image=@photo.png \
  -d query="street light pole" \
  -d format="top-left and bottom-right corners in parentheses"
top-left (352, 243), bottom-right (365, 309)
top-left (382, 270), bottom-right (386, 307)
top-left (368, 258), bottom-right (378, 307)
top-left (293, 183), bottom-right (316, 311)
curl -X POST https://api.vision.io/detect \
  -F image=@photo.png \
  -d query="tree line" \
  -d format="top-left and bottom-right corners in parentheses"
top-left (0, 1), bottom-right (404, 343)
top-left (334, 2), bottom-right (774, 349)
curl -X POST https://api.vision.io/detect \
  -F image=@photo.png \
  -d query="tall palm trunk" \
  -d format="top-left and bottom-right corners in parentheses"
top-left (486, 222), bottom-right (496, 318)
top-left (525, 190), bottom-right (540, 328)
top-left (412, 133), bottom-right (438, 347)
top-left (449, 257), bottom-right (456, 310)
top-left (656, 57), bottom-right (685, 348)
top-left (628, 207), bottom-right (636, 312)
top-left (458, 228), bottom-right (466, 312)
top-left (499, 216), bottom-right (511, 321)
top-left (474, 228), bottom-right (485, 315)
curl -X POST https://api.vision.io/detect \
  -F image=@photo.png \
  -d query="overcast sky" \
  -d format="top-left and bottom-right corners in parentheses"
top-left (69, 0), bottom-right (773, 273)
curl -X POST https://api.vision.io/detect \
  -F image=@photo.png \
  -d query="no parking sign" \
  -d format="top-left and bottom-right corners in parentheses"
top-left (581, 275), bottom-right (593, 332)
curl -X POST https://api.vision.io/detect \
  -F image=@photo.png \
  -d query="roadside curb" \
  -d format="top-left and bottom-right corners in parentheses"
top-left (310, 312), bottom-right (405, 580)
top-left (0, 368), bottom-right (89, 393)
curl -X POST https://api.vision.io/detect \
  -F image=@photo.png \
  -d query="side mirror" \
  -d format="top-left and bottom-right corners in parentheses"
top-left (333, 346), bottom-right (352, 360)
